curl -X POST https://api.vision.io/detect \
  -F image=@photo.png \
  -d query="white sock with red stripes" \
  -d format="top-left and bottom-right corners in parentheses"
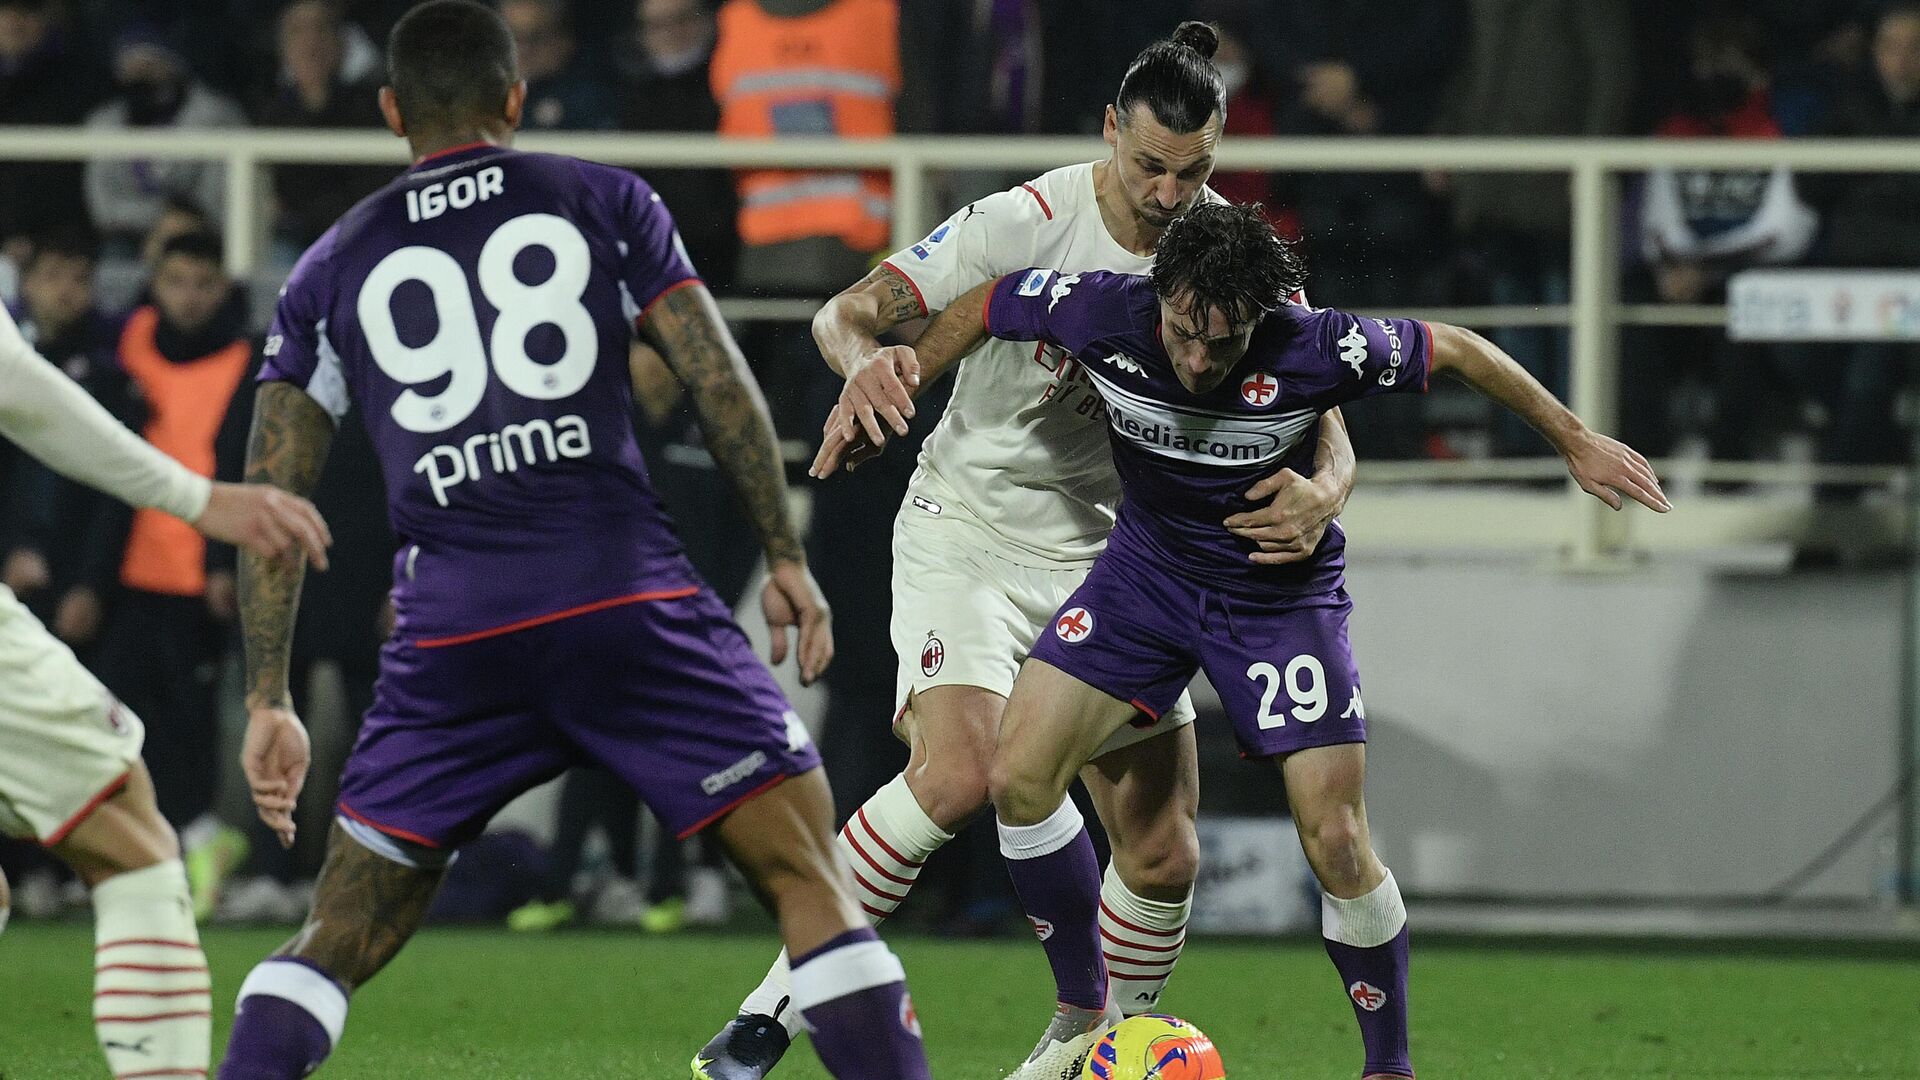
top-left (739, 774), bottom-right (954, 1039)
top-left (91, 858), bottom-right (211, 1078)
top-left (1100, 865), bottom-right (1191, 1016)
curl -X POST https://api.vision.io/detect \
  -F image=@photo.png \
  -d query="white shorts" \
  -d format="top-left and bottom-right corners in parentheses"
top-left (888, 501), bottom-right (1193, 755)
top-left (0, 585), bottom-right (143, 843)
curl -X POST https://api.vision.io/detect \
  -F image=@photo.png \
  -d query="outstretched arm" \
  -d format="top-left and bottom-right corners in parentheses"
top-left (238, 381), bottom-right (336, 847)
top-left (811, 278), bottom-right (995, 478)
top-left (1428, 322), bottom-right (1670, 512)
top-left (643, 282), bottom-right (833, 685)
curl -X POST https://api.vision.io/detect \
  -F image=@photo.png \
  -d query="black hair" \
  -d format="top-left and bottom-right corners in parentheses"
top-left (1150, 202), bottom-right (1306, 328)
top-left (23, 228), bottom-right (99, 272)
top-left (1883, 1), bottom-right (1920, 26)
top-left (156, 230), bottom-right (225, 270)
top-left (1115, 21), bottom-right (1226, 133)
top-left (387, 0), bottom-right (518, 132)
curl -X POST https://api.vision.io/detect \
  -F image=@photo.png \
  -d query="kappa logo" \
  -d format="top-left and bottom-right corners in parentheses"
top-left (701, 750), bottom-right (768, 795)
top-left (1338, 323), bottom-right (1369, 378)
top-left (1349, 981), bottom-right (1387, 1012)
top-left (1241, 370), bottom-right (1279, 406)
top-left (263, 334), bottom-right (284, 357)
top-left (1095, 352), bottom-right (1145, 376)
top-left (921, 636), bottom-right (945, 677)
top-left (1029, 916), bottom-right (1055, 941)
top-left (1055, 607), bottom-right (1094, 643)
top-left (1049, 272), bottom-right (1082, 312)
top-left (1341, 687), bottom-right (1365, 720)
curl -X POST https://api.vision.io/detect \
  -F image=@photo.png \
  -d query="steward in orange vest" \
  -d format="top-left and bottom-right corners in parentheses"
top-left (711, 0), bottom-right (900, 290)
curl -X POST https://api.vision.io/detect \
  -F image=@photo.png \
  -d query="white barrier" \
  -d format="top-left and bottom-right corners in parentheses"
top-left (6, 128), bottom-right (1919, 559)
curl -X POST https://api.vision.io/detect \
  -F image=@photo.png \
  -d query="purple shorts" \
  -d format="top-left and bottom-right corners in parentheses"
top-left (1026, 546), bottom-right (1366, 758)
top-left (336, 588), bottom-right (820, 850)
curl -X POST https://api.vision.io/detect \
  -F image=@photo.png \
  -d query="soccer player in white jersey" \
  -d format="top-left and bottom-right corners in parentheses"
top-left (0, 304), bottom-right (330, 1078)
top-left (696, 22), bottom-right (1357, 1078)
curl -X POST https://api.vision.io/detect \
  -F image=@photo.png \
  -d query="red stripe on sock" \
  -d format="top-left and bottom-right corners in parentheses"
top-left (843, 828), bottom-right (916, 887)
top-left (95, 1009), bottom-right (213, 1023)
top-left (1105, 970), bottom-right (1168, 981)
top-left (95, 964), bottom-right (208, 975)
top-left (859, 901), bottom-right (891, 920)
top-left (851, 868), bottom-right (909, 905)
top-left (855, 808), bottom-right (925, 868)
top-left (1099, 900), bottom-right (1185, 938)
top-left (1104, 953), bottom-right (1177, 970)
top-left (97, 939), bottom-right (202, 952)
top-left (96, 987), bottom-right (212, 998)
top-left (116, 1070), bottom-right (209, 1079)
top-left (1099, 925), bottom-right (1185, 953)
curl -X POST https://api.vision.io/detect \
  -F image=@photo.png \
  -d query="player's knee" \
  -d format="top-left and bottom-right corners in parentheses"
top-left (1300, 806), bottom-right (1369, 885)
top-left (902, 758), bottom-right (989, 831)
top-left (987, 753), bottom-right (1056, 826)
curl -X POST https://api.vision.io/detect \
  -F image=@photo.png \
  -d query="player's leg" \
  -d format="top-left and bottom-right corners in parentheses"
top-left (1081, 714), bottom-right (1202, 1016)
top-left (54, 762), bottom-right (213, 1080)
top-left (1200, 589), bottom-right (1412, 1080)
top-left (1280, 744), bottom-right (1412, 1080)
top-left (710, 769), bottom-right (931, 1080)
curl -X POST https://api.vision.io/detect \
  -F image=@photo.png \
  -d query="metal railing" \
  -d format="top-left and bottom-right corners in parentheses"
top-left (10, 128), bottom-right (1919, 561)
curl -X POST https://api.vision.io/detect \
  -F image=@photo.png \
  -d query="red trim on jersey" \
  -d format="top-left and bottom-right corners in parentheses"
top-left (43, 769), bottom-right (131, 847)
top-left (97, 939), bottom-right (202, 953)
top-left (856, 807), bottom-right (926, 867)
top-left (1100, 899), bottom-right (1184, 938)
top-left (1022, 184), bottom-right (1053, 220)
top-left (981, 276), bottom-right (998, 333)
top-left (336, 800), bottom-right (442, 849)
top-left (413, 141), bottom-right (493, 165)
top-left (676, 773), bottom-right (791, 838)
top-left (1129, 698), bottom-right (1162, 722)
top-left (634, 278), bottom-right (705, 328)
top-left (413, 586), bottom-right (701, 648)
top-left (879, 260), bottom-right (928, 317)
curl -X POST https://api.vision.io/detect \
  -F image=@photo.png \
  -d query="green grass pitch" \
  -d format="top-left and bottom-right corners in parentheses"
top-left (2, 924), bottom-right (1916, 1078)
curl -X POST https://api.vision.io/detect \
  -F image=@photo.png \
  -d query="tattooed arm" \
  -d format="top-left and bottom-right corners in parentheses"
top-left (812, 262), bottom-right (927, 377)
top-left (642, 283), bottom-right (834, 684)
top-left (238, 381), bottom-right (336, 847)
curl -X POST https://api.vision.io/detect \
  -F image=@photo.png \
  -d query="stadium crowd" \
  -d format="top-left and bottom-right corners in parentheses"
top-left (0, 0), bottom-right (1917, 930)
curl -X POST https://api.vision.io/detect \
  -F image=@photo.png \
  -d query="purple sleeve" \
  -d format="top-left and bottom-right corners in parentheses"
top-left (611, 171), bottom-right (702, 324)
top-left (1318, 309), bottom-right (1432, 402)
top-left (260, 232), bottom-right (349, 422)
top-left (984, 268), bottom-right (1120, 356)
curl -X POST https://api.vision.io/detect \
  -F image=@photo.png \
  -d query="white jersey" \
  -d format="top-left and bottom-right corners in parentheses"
top-left (887, 162), bottom-right (1198, 567)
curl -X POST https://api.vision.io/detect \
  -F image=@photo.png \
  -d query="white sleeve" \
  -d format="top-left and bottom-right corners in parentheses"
top-left (0, 309), bottom-right (211, 522)
top-left (881, 183), bottom-right (1050, 312)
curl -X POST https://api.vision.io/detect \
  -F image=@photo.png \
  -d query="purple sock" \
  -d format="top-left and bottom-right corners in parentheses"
top-left (220, 958), bottom-right (347, 1079)
top-left (791, 927), bottom-right (931, 1080)
top-left (998, 801), bottom-right (1107, 1012)
top-left (1324, 925), bottom-right (1414, 1078)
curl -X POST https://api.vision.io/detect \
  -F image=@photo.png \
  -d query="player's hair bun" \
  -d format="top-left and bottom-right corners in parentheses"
top-left (1170, 21), bottom-right (1220, 60)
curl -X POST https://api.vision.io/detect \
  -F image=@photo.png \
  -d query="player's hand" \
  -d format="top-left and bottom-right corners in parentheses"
top-left (2, 548), bottom-right (51, 597)
top-left (1566, 430), bottom-right (1671, 513)
top-left (53, 586), bottom-right (102, 645)
top-left (195, 482), bottom-right (333, 572)
top-left (241, 704), bottom-right (311, 849)
top-left (762, 558), bottom-right (833, 686)
top-left (841, 344), bottom-right (920, 446)
top-left (1224, 468), bottom-right (1346, 565)
top-left (809, 403), bottom-right (885, 479)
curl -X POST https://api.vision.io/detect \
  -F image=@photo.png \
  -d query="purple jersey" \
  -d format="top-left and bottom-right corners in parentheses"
top-left (985, 269), bottom-right (1432, 594)
top-left (261, 144), bottom-right (702, 642)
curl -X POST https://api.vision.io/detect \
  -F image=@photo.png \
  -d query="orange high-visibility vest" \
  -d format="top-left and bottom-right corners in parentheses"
top-left (711, 0), bottom-right (899, 252)
top-left (116, 306), bottom-right (250, 597)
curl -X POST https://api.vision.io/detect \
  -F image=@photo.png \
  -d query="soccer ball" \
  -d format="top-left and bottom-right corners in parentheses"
top-left (1079, 1014), bottom-right (1226, 1079)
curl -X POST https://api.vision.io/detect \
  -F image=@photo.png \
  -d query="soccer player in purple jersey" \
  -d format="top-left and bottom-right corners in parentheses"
top-left (217, 4), bottom-right (933, 1079)
top-left (815, 201), bottom-right (1670, 1079)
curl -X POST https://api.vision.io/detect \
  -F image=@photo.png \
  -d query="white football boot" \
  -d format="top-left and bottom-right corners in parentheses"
top-left (1005, 998), bottom-right (1120, 1080)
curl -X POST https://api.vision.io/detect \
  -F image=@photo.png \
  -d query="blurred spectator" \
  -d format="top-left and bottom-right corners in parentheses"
top-left (83, 24), bottom-right (244, 253)
top-left (1432, 0), bottom-right (1633, 456)
top-left (91, 231), bottom-right (255, 914)
top-left (0, 0), bottom-right (101, 249)
top-left (896, 0), bottom-right (1041, 135)
top-left (711, 0), bottom-right (899, 294)
top-left (623, 0), bottom-right (737, 287)
top-left (251, 0), bottom-right (391, 255)
top-left (1626, 9), bottom-right (1817, 460)
top-left (1797, 2), bottom-right (1920, 469)
top-left (503, 0), bottom-right (617, 131)
top-left (6, 231), bottom-right (132, 636)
